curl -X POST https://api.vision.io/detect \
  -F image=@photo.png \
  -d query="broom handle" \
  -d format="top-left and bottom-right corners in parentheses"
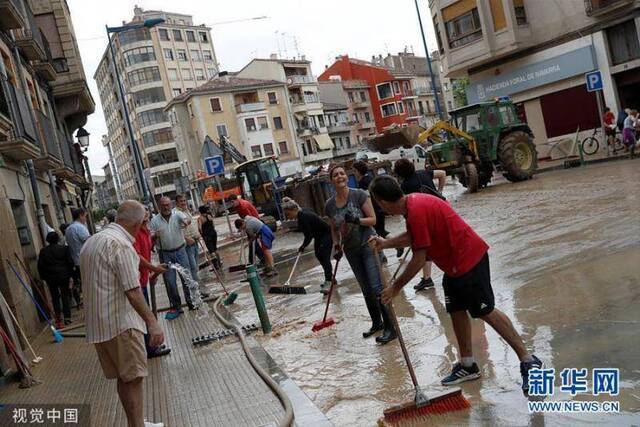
top-left (8, 262), bottom-right (54, 327)
top-left (373, 248), bottom-right (421, 390)
top-left (320, 256), bottom-right (341, 322)
top-left (0, 291), bottom-right (38, 360)
top-left (14, 253), bottom-right (54, 318)
top-left (285, 252), bottom-right (301, 286)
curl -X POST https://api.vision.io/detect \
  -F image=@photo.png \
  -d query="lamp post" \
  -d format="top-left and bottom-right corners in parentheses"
top-left (75, 127), bottom-right (95, 233)
top-left (105, 18), bottom-right (164, 204)
top-left (414, 0), bottom-right (443, 120)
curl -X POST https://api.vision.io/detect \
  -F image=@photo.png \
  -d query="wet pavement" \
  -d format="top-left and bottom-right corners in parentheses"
top-left (222, 159), bottom-right (640, 426)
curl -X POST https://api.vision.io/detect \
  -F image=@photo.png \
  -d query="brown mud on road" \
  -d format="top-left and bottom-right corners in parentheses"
top-left (225, 159), bottom-right (640, 426)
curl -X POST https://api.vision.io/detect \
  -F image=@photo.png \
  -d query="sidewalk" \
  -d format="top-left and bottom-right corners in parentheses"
top-left (537, 148), bottom-right (632, 173)
top-left (0, 269), bottom-right (330, 426)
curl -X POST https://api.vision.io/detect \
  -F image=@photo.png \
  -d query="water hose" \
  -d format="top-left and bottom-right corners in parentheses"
top-left (211, 284), bottom-right (294, 427)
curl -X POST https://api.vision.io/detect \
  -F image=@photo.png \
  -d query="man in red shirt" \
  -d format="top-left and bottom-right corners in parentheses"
top-left (229, 194), bottom-right (259, 219)
top-left (368, 175), bottom-right (541, 395)
top-left (133, 209), bottom-right (170, 359)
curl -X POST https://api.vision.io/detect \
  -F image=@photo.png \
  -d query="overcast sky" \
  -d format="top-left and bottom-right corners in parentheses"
top-left (69, 0), bottom-right (438, 175)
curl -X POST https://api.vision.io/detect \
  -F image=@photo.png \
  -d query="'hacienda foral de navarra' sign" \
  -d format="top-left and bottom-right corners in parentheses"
top-left (466, 45), bottom-right (596, 104)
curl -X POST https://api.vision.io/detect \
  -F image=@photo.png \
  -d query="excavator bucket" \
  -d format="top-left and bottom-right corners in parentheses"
top-left (363, 125), bottom-right (425, 154)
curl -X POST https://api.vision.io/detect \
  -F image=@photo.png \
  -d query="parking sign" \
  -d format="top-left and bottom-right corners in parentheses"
top-left (585, 70), bottom-right (603, 92)
top-left (204, 155), bottom-right (224, 176)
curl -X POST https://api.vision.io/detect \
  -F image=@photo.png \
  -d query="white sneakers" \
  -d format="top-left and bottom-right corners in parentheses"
top-left (144, 421), bottom-right (164, 427)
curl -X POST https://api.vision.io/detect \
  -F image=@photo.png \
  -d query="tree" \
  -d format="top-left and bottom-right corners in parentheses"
top-left (452, 77), bottom-right (470, 108)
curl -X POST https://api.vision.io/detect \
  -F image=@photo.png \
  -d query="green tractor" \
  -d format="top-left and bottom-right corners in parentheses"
top-left (421, 99), bottom-right (537, 192)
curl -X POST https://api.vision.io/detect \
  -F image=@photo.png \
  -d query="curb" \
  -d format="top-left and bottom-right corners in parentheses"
top-left (536, 154), bottom-right (636, 174)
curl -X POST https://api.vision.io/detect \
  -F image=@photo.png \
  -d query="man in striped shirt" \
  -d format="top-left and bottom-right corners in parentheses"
top-left (81, 200), bottom-right (165, 427)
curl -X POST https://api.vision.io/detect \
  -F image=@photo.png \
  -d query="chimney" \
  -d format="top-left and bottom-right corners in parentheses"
top-left (270, 53), bottom-right (278, 60)
top-left (218, 71), bottom-right (229, 82)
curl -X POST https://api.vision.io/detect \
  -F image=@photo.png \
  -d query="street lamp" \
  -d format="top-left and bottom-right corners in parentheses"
top-left (76, 127), bottom-right (90, 149)
top-left (105, 17), bottom-right (165, 203)
top-left (75, 127), bottom-right (96, 233)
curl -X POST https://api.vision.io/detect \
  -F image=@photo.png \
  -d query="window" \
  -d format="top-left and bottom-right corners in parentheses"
top-left (207, 68), bottom-right (216, 77)
top-left (203, 50), bottom-right (213, 61)
top-left (359, 91), bottom-right (366, 101)
top-left (191, 50), bottom-right (201, 61)
top-left (195, 68), bottom-right (205, 81)
top-left (133, 87), bottom-right (166, 107)
top-left (348, 92), bottom-right (355, 102)
top-left (364, 112), bottom-right (371, 122)
top-left (498, 106), bottom-right (517, 125)
top-left (147, 148), bottom-right (179, 167)
top-left (264, 143), bottom-right (274, 156)
top-left (123, 46), bottom-right (156, 66)
top-left (381, 103), bottom-right (397, 118)
top-left (188, 103), bottom-right (194, 117)
top-left (182, 68), bottom-right (193, 80)
top-left (137, 109), bottom-right (167, 127)
top-left (251, 145), bottom-right (262, 158)
top-left (317, 115), bottom-right (325, 127)
top-left (514, 0), bottom-right (527, 25)
top-left (177, 49), bottom-right (187, 61)
top-left (172, 30), bottom-right (183, 41)
top-left (434, 21), bottom-right (444, 54)
top-left (418, 101), bottom-right (424, 114)
top-left (443, 82), bottom-right (449, 91)
top-left (163, 48), bottom-right (174, 60)
top-left (209, 98), bottom-right (222, 112)
top-left (186, 30), bottom-right (196, 42)
top-left (459, 112), bottom-right (480, 132)
top-left (376, 82), bottom-right (393, 99)
top-left (257, 116), bottom-right (269, 130)
top-left (607, 20), bottom-right (640, 66)
top-left (216, 124), bottom-right (228, 138)
top-left (168, 68), bottom-right (179, 81)
top-left (127, 66), bottom-right (161, 86)
top-left (245, 118), bottom-right (257, 132)
top-left (397, 102), bottom-right (405, 114)
top-left (199, 32), bottom-right (208, 42)
top-left (172, 88), bottom-right (181, 97)
top-left (393, 82), bottom-right (400, 94)
top-left (278, 141), bottom-right (288, 154)
top-left (403, 81), bottom-right (411, 94)
top-left (120, 28), bottom-right (151, 45)
top-left (445, 8), bottom-right (483, 48)
top-left (267, 92), bottom-right (277, 104)
top-left (273, 116), bottom-right (283, 129)
top-left (158, 29), bottom-right (169, 41)
top-left (345, 136), bottom-right (351, 148)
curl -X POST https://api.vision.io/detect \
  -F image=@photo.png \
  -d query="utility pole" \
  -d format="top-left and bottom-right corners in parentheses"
top-left (414, 0), bottom-right (443, 120)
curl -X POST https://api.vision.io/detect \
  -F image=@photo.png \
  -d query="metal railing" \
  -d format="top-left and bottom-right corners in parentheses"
top-left (57, 128), bottom-right (74, 170)
top-left (584, 0), bottom-right (630, 14)
top-left (5, 82), bottom-right (38, 144)
top-left (15, 1), bottom-right (45, 54)
top-left (235, 101), bottom-right (265, 113)
top-left (0, 80), bottom-right (10, 119)
top-left (287, 74), bottom-right (315, 84)
top-left (36, 110), bottom-right (60, 160)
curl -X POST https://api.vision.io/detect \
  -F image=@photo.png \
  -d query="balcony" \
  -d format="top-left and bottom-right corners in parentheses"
top-left (286, 74), bottom-right (316, 86)
top-left (0, 80), bottom-right (12, 141)
top-left (342, 79), bottom-right (369, 89)
top-left (235, 101), bottom-right (265, 114)
top-left (14, 3), bottom-right (46, 62)
top-left (34, 110), bottom-right (62, 169)
top-left (357, 121), bottom-right (376, 130)
top-left (584, 0), bottom-right (634, 15)
top-left (351, 100), bottom-right (370, 109)
top-left (296, 125), bottom-right (320, 137)
top-left (53, 129), bottom-right (75, 179)
top-left (0, 82), bottom-right (41, 160)
top-left (402, 89), bottom-right (417, 99)
top-left (32, 34), bottom-right (57, 82)
top-left (0, 0), bottom-right (26, 30)
top-left (327, 122), bottom-right (351, 133)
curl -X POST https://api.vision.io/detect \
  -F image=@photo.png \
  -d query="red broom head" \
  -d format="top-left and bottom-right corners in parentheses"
top-left (311, 318), bottom-right (335, 332)
top-left (382, 389), bottom-right (470, 425)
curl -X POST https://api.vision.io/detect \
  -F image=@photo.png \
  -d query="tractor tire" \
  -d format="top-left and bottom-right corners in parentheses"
top-left (499, 131), bottom-right (537, 182)
top-left (463, 163), bottom-right (479, 193)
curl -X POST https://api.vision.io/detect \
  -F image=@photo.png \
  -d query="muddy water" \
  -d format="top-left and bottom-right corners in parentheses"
top-left (224, 160), bottom-right (640, 426)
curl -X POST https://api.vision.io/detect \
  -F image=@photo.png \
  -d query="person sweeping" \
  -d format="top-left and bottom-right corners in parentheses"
top-left (281, 197), bottom-right (333, 293)
top-left (367, 175), bottom-right (542, 393)
top-left (235, 216), bottom-right (278, 277)
top-left (325, 164), bottom-right (396, 344)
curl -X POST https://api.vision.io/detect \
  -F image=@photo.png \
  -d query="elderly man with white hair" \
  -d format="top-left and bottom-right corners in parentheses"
top-left (80, 200), bottom-right (165, 427)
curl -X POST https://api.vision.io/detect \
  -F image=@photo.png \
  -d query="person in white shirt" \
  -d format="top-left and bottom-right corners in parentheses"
top-left (81, 200), bottom-right (165, 427)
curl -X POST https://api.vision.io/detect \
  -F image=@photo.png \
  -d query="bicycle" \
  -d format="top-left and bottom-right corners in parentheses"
top-left (580, 127), bottom-right (624, 156)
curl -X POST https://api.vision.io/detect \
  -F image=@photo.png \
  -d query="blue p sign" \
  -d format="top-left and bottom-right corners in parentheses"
top-left (585, 70), bottom-right (603, 92)
top-left (204, 155), bottom-right (224, 176)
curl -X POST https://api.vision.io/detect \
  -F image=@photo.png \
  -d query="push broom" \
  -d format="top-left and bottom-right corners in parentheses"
top-left (372, 246), bottom-right (470, 425)
top-left (197, 240), bottom-right (237, 304)
top-left (311, 250), bottom-right (342, 332)
top-left (8, 261), bottom-right (63, 343)
top-left (0, 291), bottom-right (42, 364)
top-left (228, 235), bottom-right (247, 273)
top-left (269, 251), bottom-right (307, 295)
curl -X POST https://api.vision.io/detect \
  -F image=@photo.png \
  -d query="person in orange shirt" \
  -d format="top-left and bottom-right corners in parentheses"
top-left (603, 107), bottom-right (617, 147)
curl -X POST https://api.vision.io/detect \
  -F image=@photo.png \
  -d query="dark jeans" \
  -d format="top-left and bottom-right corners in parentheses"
top-left (141, 287), bottom-right (156, 355)
top-left (47, 279), bottom-right (71, 319)
top-left (72, 266), bottom-right (82, 305)
top-left (248, 239), bottom-right (264, 265)
top-left (344, 244), bottom-right (385, 325)
top-left (315, 236), bottom-right (333, 282)
top-left (159, 247), bottom-right (192, 309)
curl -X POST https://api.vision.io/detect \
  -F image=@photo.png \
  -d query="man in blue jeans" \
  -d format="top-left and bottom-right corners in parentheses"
top-left (175, 195), bottom-right (209, 299)
top-left (149, 197), bottom-right (193, 320)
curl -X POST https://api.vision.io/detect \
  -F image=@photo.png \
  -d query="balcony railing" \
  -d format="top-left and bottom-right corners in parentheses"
top-left (0, 80), bottom-right (10, 120)
top-left (584, 0), bottom-right (632, 15)
top-left (7, 83), bottom-right (38, 143)
top-left (14, 1), bottom-right (46, 61)
top-left (57, 128), bottom-right (74, 171)
top-left (0, 0), bottom-right (26, 30)
top-left (36, 110), bottom-right (60, 160)
top-left (235, 101), bottom-right (265, 114)
top-left (33, 31), bottom-right (57, 81)
top-left (286, 74), bottom-right (316, 85)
